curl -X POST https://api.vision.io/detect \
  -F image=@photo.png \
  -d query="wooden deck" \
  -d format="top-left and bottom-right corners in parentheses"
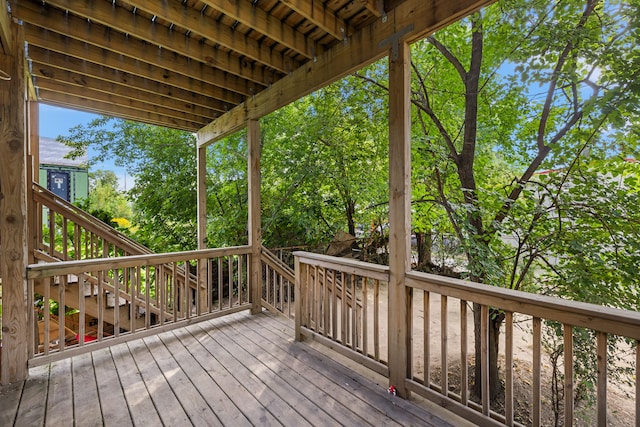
top-left (0, 310), bottom-right (466, 427)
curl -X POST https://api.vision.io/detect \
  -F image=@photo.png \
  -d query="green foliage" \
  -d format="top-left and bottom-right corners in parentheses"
top-left (60, 118), bottom-right (197, 252)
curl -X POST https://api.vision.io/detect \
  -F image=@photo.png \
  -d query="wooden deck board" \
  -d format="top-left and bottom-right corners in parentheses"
top-left (0, 310), bottom-right (463, 426)
top-left (45, 358), bottom-right (74, 427)
top-left (92, 348), bottom-right (132, 427)
top-left (72, 352), bottom-right (102, 427)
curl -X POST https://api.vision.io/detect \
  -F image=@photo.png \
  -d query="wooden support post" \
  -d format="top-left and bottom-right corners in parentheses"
top-left (196, 145), bottom-right (207, 250)
top-left (196, 145), bottom-right (208, 310)
top-left (0, 21), bottom-right (29, 384)
top-left (387, 40), bottom-right (412, 398)
top-left (247, 119), bottom-right (262, 314)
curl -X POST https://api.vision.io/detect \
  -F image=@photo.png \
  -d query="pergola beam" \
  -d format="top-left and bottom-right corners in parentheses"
top-left (197, 0), bottom-right (495, 146)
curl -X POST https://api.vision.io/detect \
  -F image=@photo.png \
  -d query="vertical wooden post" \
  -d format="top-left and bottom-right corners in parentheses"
top-left (247, 119), bottom-right (262, 314)
top-left (28, 101), bottom-right (39, 185)
top-left (387, 40), bottom-right (412, 398)
top-left (0, 21), bottom-right (29, 384)
top-left (196, 145), bottom-right (208, 310)
top-left (196, 145), bottom-right (207, 250)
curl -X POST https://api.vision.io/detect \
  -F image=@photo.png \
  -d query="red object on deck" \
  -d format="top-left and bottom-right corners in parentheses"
top-left (76, 334), bottom-right (97, 343)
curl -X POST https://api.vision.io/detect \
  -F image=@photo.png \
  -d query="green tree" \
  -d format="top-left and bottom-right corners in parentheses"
top-left (60, 118), bottom-right (198, 252)
top-left (359, 0), bottom-right (640, 400)
top-left (75, 170), bottom-right (132, 227)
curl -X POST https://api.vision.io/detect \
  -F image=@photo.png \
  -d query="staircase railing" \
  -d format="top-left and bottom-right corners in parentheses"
top-left (260, 246), bottom-right (295, 318)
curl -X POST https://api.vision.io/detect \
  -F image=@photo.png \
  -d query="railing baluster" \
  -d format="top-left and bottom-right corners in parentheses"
top-left (533, 316), bottom-right (542, 427)
top-left (374, 278), bottom-right (379, 362)
top-left (505, 311), bottom-right (514, 426)
top-left (597, 331), bottom-right (607, 427)
top-left (79, 274), bottom-right (86, 346)
top-left (228, 256), bottom-right (233, 309)
top-left (362, 277), bottom-right (368, 357)
top-left (59, 274), bottom-right (67, 351)
top-left (424, 290), bottom-right (430, 387)
top-left (323, 267), bottom-right (329, 337)
top-left (481, 304), bottom-right (489, 416)
top-left (441, 295), bottom-right (448, 396)
top-left (114, 268), bottom-right (120, 337)
top-left (636, 340), bottom-right (639, 427)
top-left (351, 274), bottom-right (357, 351)
top-left (332, 270), bottom-right (337, 340)
top-left (43, 277), bottom-right (51, 355)
top-left (218, 257), bottom-right (223, 312)
top-left (460, 299), bottom-right (468, 406)
top-left (341, 271), bottom-right (347, 345)
top-left (564, 324), bottom-right (574, 426)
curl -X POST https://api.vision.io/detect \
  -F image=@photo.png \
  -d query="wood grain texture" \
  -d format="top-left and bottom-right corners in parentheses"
top-left (0, 311), bottom-right (463, 426)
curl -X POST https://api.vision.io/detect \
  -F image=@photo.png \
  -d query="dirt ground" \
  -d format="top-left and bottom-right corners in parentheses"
top-left (362, 283), bottom-right (635, 426)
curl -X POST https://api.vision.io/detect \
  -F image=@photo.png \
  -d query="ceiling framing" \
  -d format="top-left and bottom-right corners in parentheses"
top-left (6, 0), bottom-right (493, 134)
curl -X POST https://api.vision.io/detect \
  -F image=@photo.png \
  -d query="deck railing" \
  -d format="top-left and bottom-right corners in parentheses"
top-left (294, 252), bottom-right (389, 376)
top-left (32, 183), bottom-right (151, 262)
top-left (294, 251), bottom-right (640, 427)
top-left (27, 246), bottom-right (252, 365)
top-left (260, 247), bottom-right (295, 318)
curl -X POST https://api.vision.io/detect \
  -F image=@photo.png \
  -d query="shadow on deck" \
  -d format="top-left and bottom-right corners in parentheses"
top-left (0, 310), bottom-right (468, 426)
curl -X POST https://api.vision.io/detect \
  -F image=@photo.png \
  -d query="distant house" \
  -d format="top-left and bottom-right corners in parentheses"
top-left (39, 137), bottom-right (89, 203)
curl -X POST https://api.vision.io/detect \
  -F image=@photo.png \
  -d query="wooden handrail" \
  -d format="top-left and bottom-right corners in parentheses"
top-left (293, 251), bottom-right (389, 281)
top-left (405, 270), bottom-right (640, 340)
top-left (32, 183), bottom-right (151, 256)
top-left (27, 246), bottom-right (251, 279)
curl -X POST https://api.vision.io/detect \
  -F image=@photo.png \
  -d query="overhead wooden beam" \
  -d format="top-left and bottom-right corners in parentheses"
top-left (200, 0), bottom-right (317, 59)
top-left (38, 89), bottom-right (205, 132)
top-left (131, 0), bottom-right (297, 74)
top-left (197, 0), bottom-right (495, 146)
top-left (34, 0), bottom-right (278, 86)
top-left (23, 25), bottom-right (244, 106)
top-left (281, 0), bottom-right (347, 41)
top-left (31, 61), bottom-right (221, 119)
top-left (358, 0), bottom-right (385, 18)
top-left (14, 4), bottom-right (259, 98)
top-left (34, 76), bottom-right (214, 125)
top-left (27, 46), bottom-right (228, 114)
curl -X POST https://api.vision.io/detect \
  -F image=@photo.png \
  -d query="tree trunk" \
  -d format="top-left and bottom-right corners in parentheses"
top-left (415, 231), bottom-right (432, 268)
top-left (473, 303), bottom-right (504, 401)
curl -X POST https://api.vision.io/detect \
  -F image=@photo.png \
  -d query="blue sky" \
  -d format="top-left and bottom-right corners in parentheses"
top-left (39, 104), bottom-right (131, 191)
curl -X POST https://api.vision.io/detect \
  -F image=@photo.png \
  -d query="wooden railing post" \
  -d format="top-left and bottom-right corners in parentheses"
top-left (248, 119), bottom-right (262, 314)
top-left (387, 39), bottom-right (412, 398)
top-left (294, 255), bottom-right (303, 341)
top-left (0, 21), bottom-right (29, 384)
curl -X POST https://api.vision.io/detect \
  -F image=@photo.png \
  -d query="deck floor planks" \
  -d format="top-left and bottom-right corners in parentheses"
top-left (219, 315), bottom-right (404, 426)
top-left (14, 364), bottom-right (49, 426)
top-left (109, 339), bottom-right (163, 426)
top-left (206, 319), bottom-right (343, 427)
top-left (214, 316), bottom-right (378, 426)
top-left (0, 380), bottom-right (23, 426)
top-left (125, 338), bottom-right (191, 426)
top-left (71, 352), bottom-right (102, 427)
top-left (45, 357), bottom-right (74, 427)
top-left (262, 313), bottom-right (457, 427)
top-left (189, 323), bottom-right (312, 427)
top-left (157, 329), bottom-right (253, 427)
top-left (142, 333), bottom-right (222, 426)
top-left (92, 347), bottom-right (133, 427)
top-left (173, 326), bottom-right (282, 426)
top-left (0, 310), bottom-right (464, 427)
